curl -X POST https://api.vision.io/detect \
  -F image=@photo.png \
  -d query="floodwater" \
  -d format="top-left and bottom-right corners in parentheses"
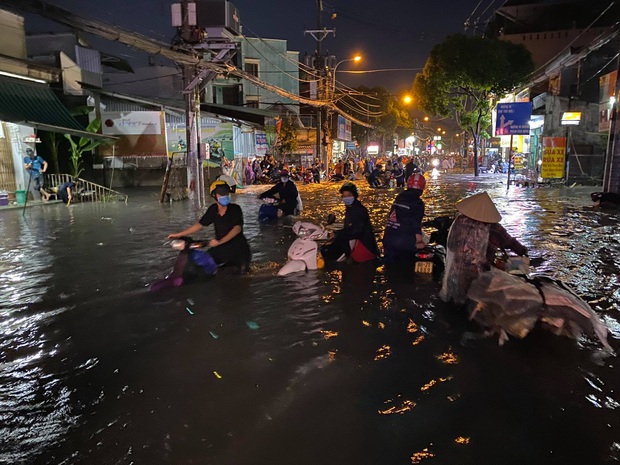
top-left (1, 172), bottom-right (619, 465)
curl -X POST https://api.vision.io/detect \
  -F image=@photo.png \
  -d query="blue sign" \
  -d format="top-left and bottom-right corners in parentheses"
top-left (495, 102), bottom-right (532, 136)
top-left (346, 142), bottom-right (356, 150)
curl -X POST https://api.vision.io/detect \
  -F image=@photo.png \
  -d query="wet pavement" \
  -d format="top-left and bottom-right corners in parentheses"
top-left (1, 171), bottom-right (619, 465)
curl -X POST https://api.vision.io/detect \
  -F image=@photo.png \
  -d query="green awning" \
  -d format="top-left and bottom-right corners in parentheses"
top-left (0, 74), bottom-right (84, 131)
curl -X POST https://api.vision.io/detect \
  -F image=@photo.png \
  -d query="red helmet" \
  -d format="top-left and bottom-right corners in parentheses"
top-left (407, 172), bottom-right (426, 191)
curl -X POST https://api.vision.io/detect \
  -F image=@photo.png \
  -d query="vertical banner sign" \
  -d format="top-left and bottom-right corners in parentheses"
top-left (541, 137), bottom-right (566, 179)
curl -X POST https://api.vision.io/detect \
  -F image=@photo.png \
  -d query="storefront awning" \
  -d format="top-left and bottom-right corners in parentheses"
top-left (0, 74), bottom-right (115, 142)
top-left (201, 103), bottom-right (279, 126)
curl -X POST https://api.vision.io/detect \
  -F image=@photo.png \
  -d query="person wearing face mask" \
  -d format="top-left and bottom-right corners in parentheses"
top-left (258, 169), bottom-right (300, 218)
top-left (321, 182), bottom-right (379, 263)
top-left (168, 181), bottom-right (251, 271)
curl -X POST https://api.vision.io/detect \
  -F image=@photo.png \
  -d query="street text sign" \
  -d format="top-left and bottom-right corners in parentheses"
top-left (541, 137), bottom-right (566, 179)
top-left (495, 102), bottom-right (532, 136)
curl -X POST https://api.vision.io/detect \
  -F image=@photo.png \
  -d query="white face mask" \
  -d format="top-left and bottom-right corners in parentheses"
top-left (281, 177), bottom-right (289, 183)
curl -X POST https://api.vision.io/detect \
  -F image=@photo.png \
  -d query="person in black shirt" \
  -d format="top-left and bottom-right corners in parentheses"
top-left (258, 169), bottom-right (299, 218)
top-left (321, 182), bottom-right (379, 263)
top-left (168, 181), bottom-right (251, 270)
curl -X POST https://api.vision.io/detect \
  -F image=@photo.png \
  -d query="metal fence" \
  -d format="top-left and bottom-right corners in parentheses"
top-left (46, 174), bottom-right (128, 203)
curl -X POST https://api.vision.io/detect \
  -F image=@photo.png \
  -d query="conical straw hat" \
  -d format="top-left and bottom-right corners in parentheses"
top-left (456, 192), bottom-right (502, 223)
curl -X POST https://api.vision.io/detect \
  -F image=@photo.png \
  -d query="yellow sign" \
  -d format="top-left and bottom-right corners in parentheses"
top-left (541, 137), bottom-right (566, 179)
top-left (561, 112), bottom-right (582, 125)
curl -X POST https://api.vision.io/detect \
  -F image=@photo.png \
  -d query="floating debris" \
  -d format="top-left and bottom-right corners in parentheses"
top-left (378, 322), bottom-right (386, 330)
top-left (374, 345), bottom-right (392, 361)
top-left (436, 350), bottom-right (459, 365)
top-left (320, 330), bottom-right (338, 340)
top-left (362, 320), bottom-right (372, 327)
top-left (407, 319), bottom-right (419, 333)
top-left (412, 335), bottom-right (425, 346)
top-left (246, 321), bottom-right (260, 330)
top-left (454, 436), bottom-right (470, 445)
top-left (411, 447), bottom-right (435, 464)
top-left (421, 376), bottom-right (453, 392)
top-left (378, 397), bottom-right (417, 415)
top-left (213, 371), bottom-right (222, 379)
top-left (187, 298), bottom-right (195, 305)
top-left (328, 350), bottom-right (337, 361)
top-left (185, 307), bottom-right (194, 315)
top-left (209, 331), bottom-right (219, 339)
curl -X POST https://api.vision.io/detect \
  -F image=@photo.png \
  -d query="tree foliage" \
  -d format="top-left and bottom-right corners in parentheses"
top-left (278, 115), bottom-right (299, 159)
top-left (339, 86), bottom-right (414, 151)
top-left (65, 118), bottom-right (104, 179)
top-left (413, 34), bottom-right (533, 174)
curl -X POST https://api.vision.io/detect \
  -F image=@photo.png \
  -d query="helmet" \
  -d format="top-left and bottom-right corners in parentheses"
top-left (339, 181), bottom-right (358, 198)
top-left (407, 172), bottom-right (426, 191)
top-left (209, 180), bottom-right (230, 198)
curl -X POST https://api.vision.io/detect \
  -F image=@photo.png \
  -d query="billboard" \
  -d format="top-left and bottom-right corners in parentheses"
top-left (100, 111), bottom-right (166, 157)
top-left (166, 119), bottom-right (234, 161)
top-left (541, 137), bottom-right (566, 179)
top-left (102, 111), bottom-right (163, 135)
top-left (336, 115), bottom-right (352, 141)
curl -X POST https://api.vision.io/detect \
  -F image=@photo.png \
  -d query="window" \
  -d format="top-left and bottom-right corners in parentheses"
top-left (245, 59), bottom-right (259, 77)
top-left (246, 95), bottom-right (260, 108)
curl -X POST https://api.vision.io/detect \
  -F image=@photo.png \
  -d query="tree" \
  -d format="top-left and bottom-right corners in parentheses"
top-left (278, 115), bottom-right (299, 160)
top-left (339, 86), bottom-right (414, 153)
top-left (65, 118), bottom-right (105, 179)
top-left (45, 132), bottom-right (61, 174)
top-left (413, 34), bottom-right (533, 175)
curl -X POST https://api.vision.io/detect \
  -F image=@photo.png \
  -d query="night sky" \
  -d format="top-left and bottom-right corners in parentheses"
top-left (24, 0), bottom-right (488, 94)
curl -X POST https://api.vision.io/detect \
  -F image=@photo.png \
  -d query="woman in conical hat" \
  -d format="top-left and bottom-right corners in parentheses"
top-left (439, 191), bottom-right (527, 305)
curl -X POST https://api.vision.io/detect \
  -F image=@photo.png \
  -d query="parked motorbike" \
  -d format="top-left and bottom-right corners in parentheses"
top-left (277, 216), bottom-right (335, 276)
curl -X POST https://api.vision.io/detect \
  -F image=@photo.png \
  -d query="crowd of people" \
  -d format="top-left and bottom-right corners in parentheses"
top-left (166, 165), bottom-right (529, 304)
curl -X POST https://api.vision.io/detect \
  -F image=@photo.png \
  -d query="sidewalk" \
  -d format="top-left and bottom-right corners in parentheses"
top-left (0, 199), bottom-right (63, 212)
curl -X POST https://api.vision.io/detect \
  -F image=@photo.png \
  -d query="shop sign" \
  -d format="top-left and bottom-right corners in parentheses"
top-left (367, 144), bottom-right (379, 155)
top-left (24, 134), bottom-right (41, 143)
top-left (561, 112), bottom-right (581, 126)
top-left (541, 137), bottom-right (566, 179)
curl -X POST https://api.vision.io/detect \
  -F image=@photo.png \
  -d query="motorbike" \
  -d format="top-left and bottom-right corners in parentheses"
top-left (150, 237), bottom-right (218, 291)
top-left (414, 244), bottom-right (446, 277)
top-left (277, 216), bottom-right (335, 276)
top-left (259, 197), bottom-right (280, 222)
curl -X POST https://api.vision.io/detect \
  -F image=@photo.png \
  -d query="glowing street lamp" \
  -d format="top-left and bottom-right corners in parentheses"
top-left (402, 94), bottom-right (413, 105)
top-left (332, 55), bottom-right (362, 96)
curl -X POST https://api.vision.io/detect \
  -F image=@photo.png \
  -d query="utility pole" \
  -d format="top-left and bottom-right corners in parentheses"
top-left (177, 0), bottom-right (203, 206)
top-left (603, 51), bottom-right (620, 192)
top-left (305, 0), bottom-right (334, 180)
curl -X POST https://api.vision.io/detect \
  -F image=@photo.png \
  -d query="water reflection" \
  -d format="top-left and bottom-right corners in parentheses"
top-left (0, 174), bottom-right (618, 464)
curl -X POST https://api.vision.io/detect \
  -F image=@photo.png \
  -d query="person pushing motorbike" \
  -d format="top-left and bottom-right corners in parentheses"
top-left (321, 182), bottom-right (379, 263)
top-left (167, 180), bottom-right (251, 273)
top-left (258, 169), bottom-right (300, 218)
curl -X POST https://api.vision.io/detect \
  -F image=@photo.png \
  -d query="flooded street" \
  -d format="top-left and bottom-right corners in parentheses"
top-left (1, 172), bottom-right (619, 465)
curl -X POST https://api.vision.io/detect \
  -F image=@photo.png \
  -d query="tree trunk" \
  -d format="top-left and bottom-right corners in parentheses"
top-left (472, 129), bottom-right (479, 177)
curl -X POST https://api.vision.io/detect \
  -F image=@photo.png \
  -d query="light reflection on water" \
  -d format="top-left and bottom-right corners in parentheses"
top-left (0, 173), bottom-right (618, 464)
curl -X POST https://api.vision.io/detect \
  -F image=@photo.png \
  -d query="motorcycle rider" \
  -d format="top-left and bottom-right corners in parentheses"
top-left (383, 170), bottom-right (426, 265)
top-left (439, 191), bottom-right (528, 305)
top-left (321, 182), bottom-right (379, 263)
top-left (168, 180), bottom-right (251, 272)
top-left (258, 169), bottom-right (300, 218)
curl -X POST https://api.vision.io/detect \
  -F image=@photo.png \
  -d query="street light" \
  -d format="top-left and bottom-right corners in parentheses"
top-left (402, 94), bottom-right (413, 105)
top-left (332, 55), bottom-right (362, 96)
